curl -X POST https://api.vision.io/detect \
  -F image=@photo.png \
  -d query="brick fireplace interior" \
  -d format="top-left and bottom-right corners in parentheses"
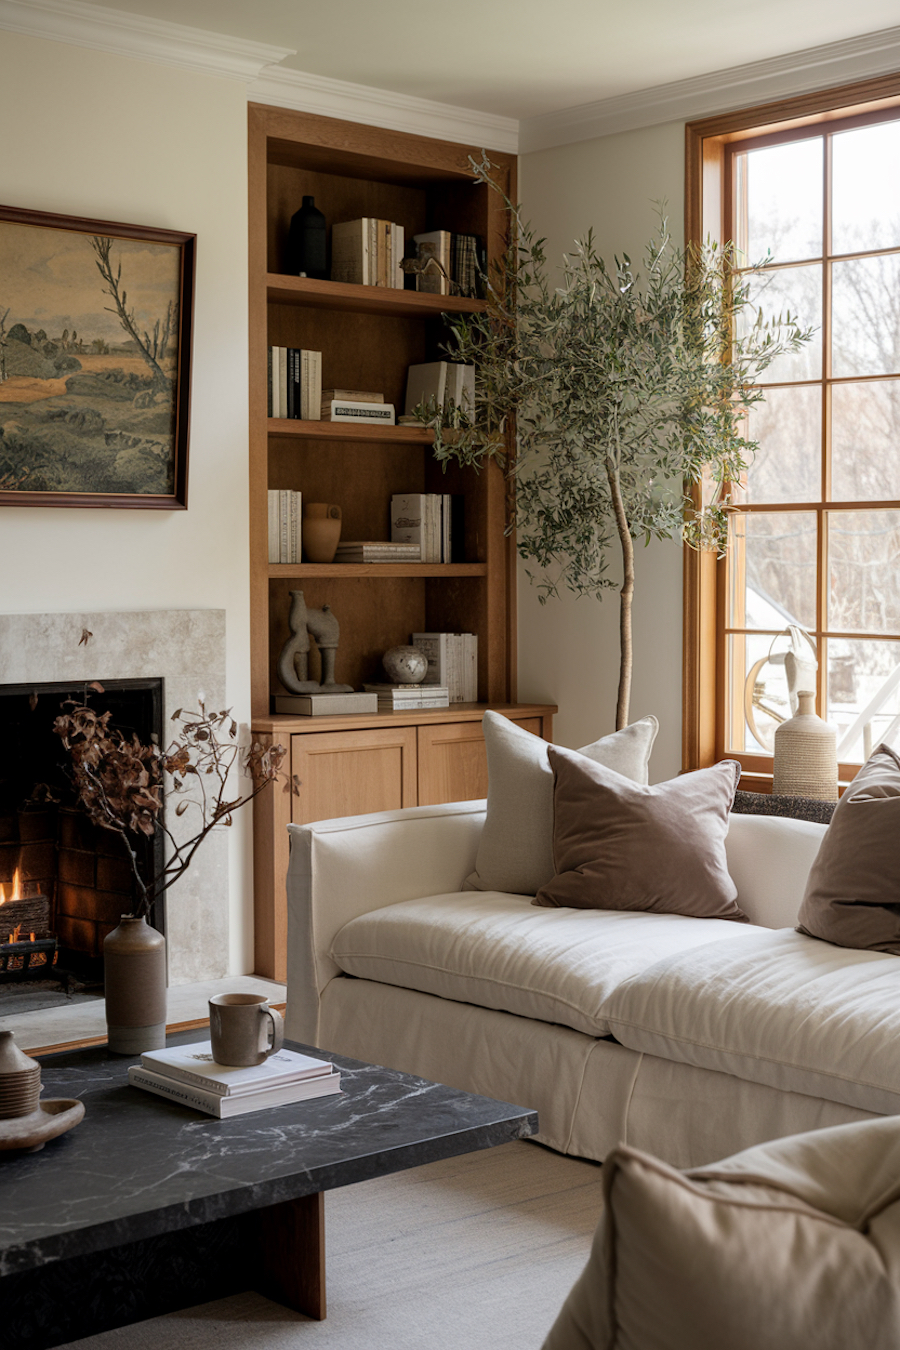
top-left (0, 679), bottom-right (163, 1002)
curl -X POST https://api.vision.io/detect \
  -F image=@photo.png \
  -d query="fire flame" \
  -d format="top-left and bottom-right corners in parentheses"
top-left (0, 869), bottom-right (23, 905)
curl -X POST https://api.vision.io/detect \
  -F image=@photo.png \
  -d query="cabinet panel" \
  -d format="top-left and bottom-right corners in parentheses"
top-left (290, 726), bottom-right (418, 825)
top-left (417, 716), bottom-right (544, 806)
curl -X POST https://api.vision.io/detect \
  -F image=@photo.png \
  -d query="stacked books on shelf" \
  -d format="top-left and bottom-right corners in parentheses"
top-left (267, 489), bottom-right (301, 564)
top-left (413, 231), bottom-right (484, 297)
top-left (128, 1040), bottom-right (341, 1118)
top-left (331, 218), bottom-right (405, 288)
top-left (321, 388), bottom-right (395, 425)
top-left (391, 493), bottom-right (462, 563)
top-left (268, 347), bottom-right (322, 420)
top-left (403, 361), bottom-right (474, 424)
top-left (362, 683), bottom-right (450, 710)
top-left (412, 631), bottom-right (478, 703)
top-left (334, 541), bottom-right (421, 563)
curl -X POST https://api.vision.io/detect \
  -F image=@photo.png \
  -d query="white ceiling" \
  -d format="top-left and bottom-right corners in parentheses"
top-left (69, 0), bottom-right (900, 121)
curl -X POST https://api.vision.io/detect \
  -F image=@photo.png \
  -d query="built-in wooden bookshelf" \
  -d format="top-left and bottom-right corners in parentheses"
top-left (248, 105), bottom-right (555, 978)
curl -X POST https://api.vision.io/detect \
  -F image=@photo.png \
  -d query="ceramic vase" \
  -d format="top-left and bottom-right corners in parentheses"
top-left (103, 915), bottom-right (167, 1054)
top-left (303, 503), bottom-right (342, 563)
top-left (287, 195), bottom-right (327, 279)
top-left (773, 691), bottom-right (839, 801)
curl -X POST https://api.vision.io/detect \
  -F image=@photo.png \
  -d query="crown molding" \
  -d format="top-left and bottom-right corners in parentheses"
top-left (249, 65), bottom-right (519, 154)
top-left (0, 0), bottom-right (294, 81)
top-left (520, 24), bottom-right (900, 152)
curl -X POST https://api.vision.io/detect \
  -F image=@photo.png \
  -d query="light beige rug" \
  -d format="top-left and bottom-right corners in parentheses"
top-left (66, 1140), bottom-right (604, 1349)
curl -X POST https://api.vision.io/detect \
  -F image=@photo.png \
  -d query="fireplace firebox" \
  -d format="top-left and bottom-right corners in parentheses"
top-left (0, 679), bottom-right (164, 1001)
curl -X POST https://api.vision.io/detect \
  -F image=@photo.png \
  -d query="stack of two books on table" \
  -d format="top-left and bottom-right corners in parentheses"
top-left (362, 683), bottom-right (450, 710)
top-left (128, 1041), bottom-right (341, 1118)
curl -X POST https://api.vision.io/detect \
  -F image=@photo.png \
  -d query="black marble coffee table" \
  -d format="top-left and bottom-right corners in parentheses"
top-left (0, 1031), bottom-right (537, 1349)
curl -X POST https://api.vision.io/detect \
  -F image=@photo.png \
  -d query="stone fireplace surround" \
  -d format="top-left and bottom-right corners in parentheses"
top-left (0, 610), bottom-right (229, 986)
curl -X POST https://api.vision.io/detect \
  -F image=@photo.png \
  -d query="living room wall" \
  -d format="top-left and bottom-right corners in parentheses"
top-left (0, 32), bottom-right (254, 972)
top-left (518, 122), bottom-right (686, 778)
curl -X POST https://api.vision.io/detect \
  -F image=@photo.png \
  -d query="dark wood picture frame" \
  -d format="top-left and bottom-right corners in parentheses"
top-left (0, 204), bottom-right (195, 510)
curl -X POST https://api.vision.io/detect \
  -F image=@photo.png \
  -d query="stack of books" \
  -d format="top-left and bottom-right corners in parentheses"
top-left (412, 631), bottom-right (478, 703)
top-left (322, 396), bottom-right (395, 425)
top-left (403, 362), bottom-right (474, 424)
top-left (267, 489), bottom-right (301, 564)
top-left (331, 218), bottom-right (405, 288)
top-left (334, 541), bottom-right (421, 563)
top-left (412, 231), bottom-right (483, 297)
top-left (362, 683), bottom-right (450, 710)
top-left (268, 347), bottom-right (322, 420)
top-left (391, 493), bottom-right (462, 563)
top-left (128, 1040), bottom-right (341, 1118)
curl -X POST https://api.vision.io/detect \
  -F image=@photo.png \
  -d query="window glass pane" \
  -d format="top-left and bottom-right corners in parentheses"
top-left (827, 637), bottom-right (900, 762)
top-left (740, 264), bottom-right (822, 383)
top-left (734, 139), bottom-right (823, 265)
top-left (727, 631), bottom-right (818, 753)
top-left (740, 385), bottom-right (820, 503)
top-left (831, 380), bottom-right (900, 501)
top-left (827, 509), bottom-right (900, 633)
top-left (832, 255), bottom-right (900, 378)
top-left (728, 511), bottom-right (817, 631)
top-left (832, 120), bottom-right (900, 255)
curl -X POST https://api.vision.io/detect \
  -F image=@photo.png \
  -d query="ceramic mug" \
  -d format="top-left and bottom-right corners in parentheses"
top-left (208, 993), bottom-right (285, 1066)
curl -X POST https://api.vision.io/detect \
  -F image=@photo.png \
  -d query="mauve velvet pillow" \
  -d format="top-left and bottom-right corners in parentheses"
top-left (797, 743), bottom-right (900, 953)
top-left (535, 747), bottom-right (746, 920)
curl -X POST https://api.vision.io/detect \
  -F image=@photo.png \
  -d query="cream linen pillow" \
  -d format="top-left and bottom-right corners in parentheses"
top-left (535, 748), bottom-right (745, 920)
top-left (797, 742), bottom-right (900, 953)
top-left (464, 711), bottom-right (658, 896)
top-left (543, 1116), bottom-right (900, 1350)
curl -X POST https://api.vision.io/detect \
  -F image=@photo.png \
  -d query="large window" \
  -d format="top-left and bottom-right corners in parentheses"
top-left (685, 83), bottom-right (900, 781)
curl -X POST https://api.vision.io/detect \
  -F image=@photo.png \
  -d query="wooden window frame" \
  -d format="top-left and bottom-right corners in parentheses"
top-left (683, 72), bottom-right (900, 779)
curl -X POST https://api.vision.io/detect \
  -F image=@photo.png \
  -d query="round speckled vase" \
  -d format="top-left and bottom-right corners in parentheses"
top-left (773, 691), bottom-right (838, 801)
top-left (103, 916), bottom-right (167, 1055)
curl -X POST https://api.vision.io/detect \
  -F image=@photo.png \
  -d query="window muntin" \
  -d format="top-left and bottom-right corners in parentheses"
top-left (723, 110), bottom-right (900, 770)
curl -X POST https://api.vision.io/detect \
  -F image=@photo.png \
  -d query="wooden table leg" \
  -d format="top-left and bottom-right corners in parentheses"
top-left (253, 1190), bottom-right (326, 1320)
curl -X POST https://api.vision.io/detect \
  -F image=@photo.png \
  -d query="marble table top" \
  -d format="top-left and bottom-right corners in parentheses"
top-left (0, 1032), bottom-right (537, 1278)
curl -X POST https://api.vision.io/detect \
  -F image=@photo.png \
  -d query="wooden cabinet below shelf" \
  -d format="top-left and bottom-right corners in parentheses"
top-left (252, 703), bottom-right (556, 980)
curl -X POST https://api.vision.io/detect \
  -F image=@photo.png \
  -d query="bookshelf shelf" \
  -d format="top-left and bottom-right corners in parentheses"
top-left (266, 273), bottom-right (485, 318)
top-left (267, 562), bottom-right (487, 579)
top-left (249, 105), bottom-right (555, 979)
top-left (267, 418), bottom-right (434, 445)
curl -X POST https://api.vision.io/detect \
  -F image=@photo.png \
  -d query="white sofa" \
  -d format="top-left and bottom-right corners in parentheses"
top-left (284, 799), bottom-right (900, 1168)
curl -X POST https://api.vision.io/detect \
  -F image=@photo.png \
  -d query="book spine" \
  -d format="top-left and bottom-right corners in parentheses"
top-left (270, 347), bottom-right (280, 419)
top-left (310, 351), bottom-right (322, 421)
top-left (279, 488), bottom-right (291, 564)
top-left (291, 490), bottom-right (300, 564)
top-left (267, 490), bottom-right (280, 565)
top-left (278, 347), bottom-right (288, 419)
top-left (267, 347), bottom-right (273, 417)
top-left (391, 494), bottom-right (425, 557)
top-left (129, 1066), bottom-right (226, 1114)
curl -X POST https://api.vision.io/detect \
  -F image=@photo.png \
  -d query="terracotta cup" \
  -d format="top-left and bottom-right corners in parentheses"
top-left (302, 503), bottom-right (341, 563)
top-left (208, 993), bottom-right (285, 1066)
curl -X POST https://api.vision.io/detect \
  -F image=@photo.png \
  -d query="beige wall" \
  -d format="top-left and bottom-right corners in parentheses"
top-left (0, 33), bottom-right (254, 972)
top-left (518, 121), bottom-right (686, 778)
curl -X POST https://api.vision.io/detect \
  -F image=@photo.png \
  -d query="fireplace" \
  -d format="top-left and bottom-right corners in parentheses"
top-left (0, 679), bottom-right (164, 1001)
top-left (0, 609), bottom-right (229, 995)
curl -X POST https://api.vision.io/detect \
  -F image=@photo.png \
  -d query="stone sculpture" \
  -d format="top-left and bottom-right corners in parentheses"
top-left (276, 590), bottom-right (353, 695)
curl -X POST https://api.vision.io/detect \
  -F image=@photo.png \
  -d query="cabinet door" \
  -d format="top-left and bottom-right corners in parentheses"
top-left (416, 717), bottom-right (544, 806)
top-left (290, 727), bottom-right (418, 825)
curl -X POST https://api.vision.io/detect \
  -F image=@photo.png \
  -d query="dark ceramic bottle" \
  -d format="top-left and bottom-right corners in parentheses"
top-left (288, 195), bottom-right (327, 278)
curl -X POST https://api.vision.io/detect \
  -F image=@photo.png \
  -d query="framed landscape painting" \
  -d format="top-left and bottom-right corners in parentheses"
top-left (0, 204), bottom-right (195, 509)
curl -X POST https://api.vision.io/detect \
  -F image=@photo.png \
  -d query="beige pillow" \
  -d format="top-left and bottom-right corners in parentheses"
top-left (535, 747), bottom-right (745, 920)
top-left (797, 743), bottom-right (900, 953)
top-left (464, 711), bottom-right (658, 896)
top-left (543, 1117), bottom-right (900, 1350)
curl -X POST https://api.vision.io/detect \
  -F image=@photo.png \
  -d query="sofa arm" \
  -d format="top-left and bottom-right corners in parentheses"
top-left (284, 799), bottom-right (486, 1044)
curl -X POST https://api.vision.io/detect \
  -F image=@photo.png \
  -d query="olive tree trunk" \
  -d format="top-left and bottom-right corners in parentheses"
top-left (606, 457), bottom-right (634, 731)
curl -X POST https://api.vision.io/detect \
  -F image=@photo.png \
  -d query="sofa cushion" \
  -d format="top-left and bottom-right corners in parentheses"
top-left (535, 749), bottom-right (745, 920)
top-left (724, 812), bottom-right (826, 928)
top-left (330, 892), bottom-right (762, 1039)
top-left (605, 926), bottom-right (900, 1114)
top-left (798, 743), bottom-right (900, 953)
top-left (543, 1116), bottom-right (900, 1350)
top-left (464, 711), bottom-right (658, 896)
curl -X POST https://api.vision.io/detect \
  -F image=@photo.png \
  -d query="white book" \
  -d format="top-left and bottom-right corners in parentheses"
top-left (404, 362), bottom-right (448, 419)
top-left (267, 490), bottom-right (280, 565)
top-left (331, 218), bottom-right (370, 285)
top-left (448, 364), bottom-right (475, 422)
top-left (442, 493), bottom-right (451, 563)
top-left (141, 1040), bottom-right (334, 1095)
top-left (129, 1064), bottom-right (341, 1118)
top-left (278, 489), bottom-right (292, 564)
top-left (290, 490), bottom-right (301, 564)
top-left (391, 494), bottom-right (426, 557)
top-left (392, 222), bottom-right (404, 288)
top-left (270, 347), bottom-right (281, 419)
top-left (411, 632), bottom-right (449, 687)
top-left (324, 400), bottom-right (396, 424)
top-left (309, 350), bottom-right (322, 421)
